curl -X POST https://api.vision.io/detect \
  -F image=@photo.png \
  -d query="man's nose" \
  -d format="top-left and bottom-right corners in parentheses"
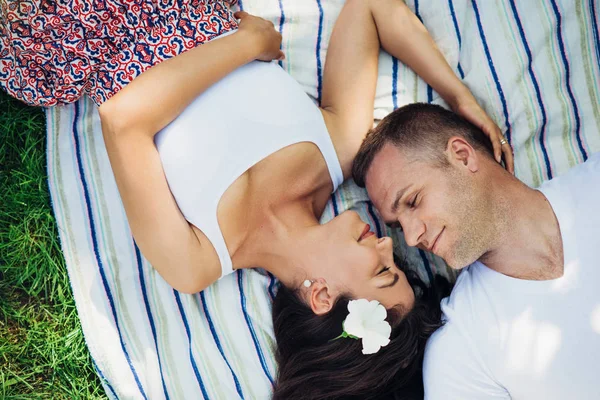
top-left (401, 217), bottom-right (426, 248)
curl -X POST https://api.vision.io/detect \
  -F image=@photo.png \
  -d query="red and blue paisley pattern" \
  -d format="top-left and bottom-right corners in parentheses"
top-left (0, 0), bottom-right (238, 106)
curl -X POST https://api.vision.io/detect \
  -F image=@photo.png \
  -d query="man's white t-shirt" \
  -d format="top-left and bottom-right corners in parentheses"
top-left (423, 153), bottom-right (600, 400)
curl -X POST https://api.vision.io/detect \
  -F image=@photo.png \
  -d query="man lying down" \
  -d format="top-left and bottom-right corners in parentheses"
top-left (354, 102), bottom-right (600, 399)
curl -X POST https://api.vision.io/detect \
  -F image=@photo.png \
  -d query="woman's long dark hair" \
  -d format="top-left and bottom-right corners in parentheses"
top-left (272, 258), bottom-right (452, 400)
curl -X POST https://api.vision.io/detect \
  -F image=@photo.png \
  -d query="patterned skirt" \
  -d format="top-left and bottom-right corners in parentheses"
top-left (0, 0), bottom-right (238, 106)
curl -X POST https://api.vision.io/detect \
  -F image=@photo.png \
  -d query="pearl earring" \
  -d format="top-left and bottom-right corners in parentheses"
top-left (303, 279), bottom-right (313, 288)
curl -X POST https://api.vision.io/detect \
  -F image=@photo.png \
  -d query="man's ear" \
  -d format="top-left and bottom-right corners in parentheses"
top-left (309, 280), bottom-right (335, 315)
top-left (446, 136), bottom-right (479, 173)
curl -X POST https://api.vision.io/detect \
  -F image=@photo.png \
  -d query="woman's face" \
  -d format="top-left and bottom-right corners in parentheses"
top-left (310, 211), bottom-right (415, 312)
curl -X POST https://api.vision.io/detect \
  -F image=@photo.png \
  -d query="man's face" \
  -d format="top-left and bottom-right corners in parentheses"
top-left (364, 144), bottom-right (492, 269)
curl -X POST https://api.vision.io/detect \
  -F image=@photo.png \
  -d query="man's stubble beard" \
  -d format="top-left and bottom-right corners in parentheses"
top-left (443, 172), bottom-right (496, 270)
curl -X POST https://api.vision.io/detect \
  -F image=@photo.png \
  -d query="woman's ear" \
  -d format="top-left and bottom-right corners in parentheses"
top-left (309, 280), bottom-right (335, 315)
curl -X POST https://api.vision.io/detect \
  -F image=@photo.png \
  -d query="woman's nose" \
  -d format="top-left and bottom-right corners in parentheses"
top-left (341, 210), bottom-right (364, 227)
top-left (376, 236), bottom-right (393, 255)
top-left (343, 210), bottom-right (361, 219)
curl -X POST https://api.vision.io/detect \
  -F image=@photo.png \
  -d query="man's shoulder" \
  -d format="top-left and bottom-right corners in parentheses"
top-left (423, 265), bottom-right (511, 399)
top-left (539, 152), bottom-right (600, 199)
top-left (424, 316), bottom-right (462, 362)
top-left (429, 263), bottom-right (503, 354)
top-left (424, 324), bottom-right (508, 399)
top-left (439, 263), bottom-right (491, 317)
top-left (423, 298), bottom-right (505, 399)
top-left (425, 265), bottom-right (485, 357)
top-left (538, 152), bottom-right (600, 234)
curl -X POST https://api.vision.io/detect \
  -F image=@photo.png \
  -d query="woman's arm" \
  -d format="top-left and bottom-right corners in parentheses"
top-left (100, 13), bottom-right (283, 138)
top-left (98, 13), bottom-right (283, 293)
top-left (321, 0), bottom-right (513, 176)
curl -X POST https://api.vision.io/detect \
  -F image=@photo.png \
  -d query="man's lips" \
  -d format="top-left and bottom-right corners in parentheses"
top-left (359, 224), bottom-right (373, 241)
top-left (431, 227), bottom-right (445, 254)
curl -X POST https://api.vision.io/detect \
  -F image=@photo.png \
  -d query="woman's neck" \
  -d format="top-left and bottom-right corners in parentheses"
top-left (234, 199), bottom-right (320, 287)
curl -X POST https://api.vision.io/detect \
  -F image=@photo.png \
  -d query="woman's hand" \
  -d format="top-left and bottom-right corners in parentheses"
top-left (454, 97), bottom-right (515, 174)
top-left (235, 11), bottom-right (284, 62)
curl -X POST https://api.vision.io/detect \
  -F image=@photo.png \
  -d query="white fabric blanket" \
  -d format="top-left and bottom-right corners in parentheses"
top-left (46, 0), bottom-right (600, 398)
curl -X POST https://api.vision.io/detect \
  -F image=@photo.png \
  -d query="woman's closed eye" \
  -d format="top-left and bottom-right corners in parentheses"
top-left (377, 266), bottom-right (390, 275)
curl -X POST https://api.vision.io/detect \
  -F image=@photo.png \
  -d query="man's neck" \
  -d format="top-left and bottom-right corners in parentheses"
top-left (480, 180), bottom-right (564, 280)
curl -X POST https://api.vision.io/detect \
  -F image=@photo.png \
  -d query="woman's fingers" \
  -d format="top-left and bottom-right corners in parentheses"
top-left (487, 125), bottom-right (515, 174)
top-left (502, 139), bottom-right (515, 174)
top-left (489, 127), bottom-right (503, 164)
top-left (459, 99), bottom-right (515, 174)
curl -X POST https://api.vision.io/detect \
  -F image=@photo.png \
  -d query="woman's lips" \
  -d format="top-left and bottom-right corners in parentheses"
top-left (361, 231), bottom-right (375, 240)
top-left (359, 224), bottom-right (372, 241)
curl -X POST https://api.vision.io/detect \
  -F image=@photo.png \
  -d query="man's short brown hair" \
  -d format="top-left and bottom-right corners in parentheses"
top-left (352, 103), bottom-right (495, 187)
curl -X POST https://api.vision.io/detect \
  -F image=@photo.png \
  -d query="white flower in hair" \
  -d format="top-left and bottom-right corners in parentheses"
top-left (342, 299), bottom-right (392, 355)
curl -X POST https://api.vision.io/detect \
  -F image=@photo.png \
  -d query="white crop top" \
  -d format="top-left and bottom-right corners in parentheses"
top-left (154, 59), bottom-right (344, 278)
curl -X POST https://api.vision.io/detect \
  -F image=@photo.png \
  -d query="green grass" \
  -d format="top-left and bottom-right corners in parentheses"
top-left (0, 91), bottom-right (106, 399)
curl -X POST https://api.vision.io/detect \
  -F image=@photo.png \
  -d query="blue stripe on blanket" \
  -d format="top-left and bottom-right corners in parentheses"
top-left (174, 291), bottom-right (209, 399)
top-left (448, 0), bottom-right (466, 79)
top-left (549, 0), bottom-right (588, 161)
top-left (134, 243), bottom-right (171, 400)
top-left (316, 0), bottom-right (325, 103)
top-left (508, 0), bottom-right (552, 179)
top-left (591, 0), bottom-right (600, 69)
top-left (268, 272), bottom-right (277, 301)
top-left (199, 292), bottom-right (245, 399)
top-left (472, 0), bottom-right (512, 143)
top-left (392, 58), bottom-right (399, 109)
top-left (418, 249), bottom-right (435, 285)
top-left (427, 82), bottom-right (434, 103)
top-left (92, 358), bottom-right (119, 400)
top-left (237, 271), bottom-right (274, 385)
top-left (367, 202), bottom-right (383, 238)
top-left (277, 0), bottom-right (285, 67)
top-left (72, 102), bottom-right (148, 400)
top-left (413, 0), bottom-right (434, 102)
top-left (331, 193), bottom-right (340, 216)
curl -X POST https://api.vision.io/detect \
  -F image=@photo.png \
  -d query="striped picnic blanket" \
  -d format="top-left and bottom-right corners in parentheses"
top-left (45, 0), bottom-right (600, 398)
